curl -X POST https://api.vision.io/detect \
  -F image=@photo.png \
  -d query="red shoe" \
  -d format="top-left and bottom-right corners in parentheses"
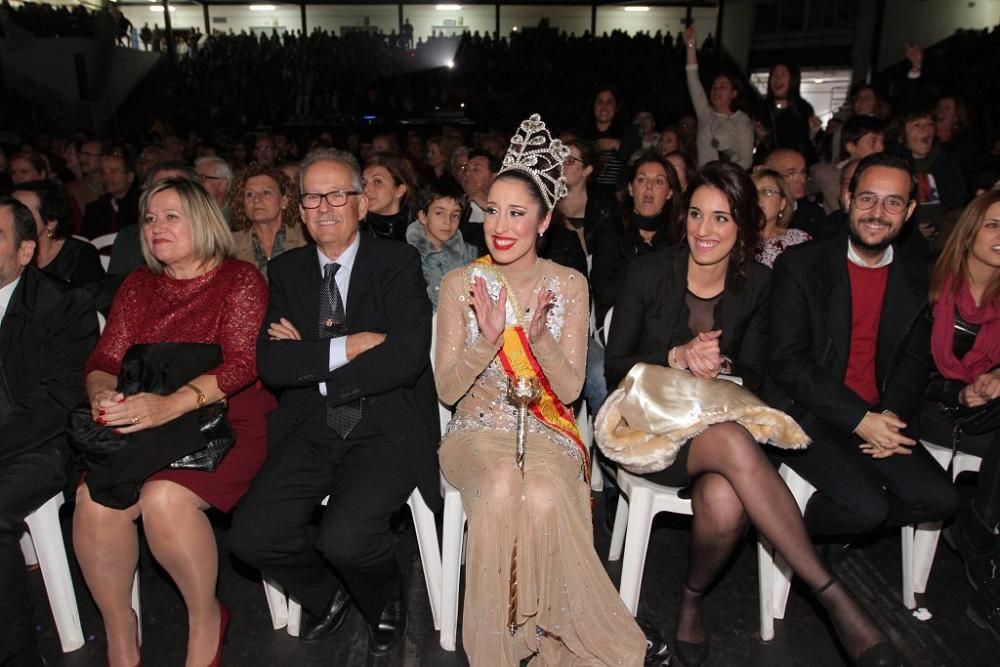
top-left (206, 601), bottom-right (230, 667)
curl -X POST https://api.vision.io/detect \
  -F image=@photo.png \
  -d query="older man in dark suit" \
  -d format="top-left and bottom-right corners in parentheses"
top-left (231, 149), bottom-right (439, 657)
top-left (0, 197), bottom-right (98, 667)
top-left (765, 153), bottom-right (957, 545)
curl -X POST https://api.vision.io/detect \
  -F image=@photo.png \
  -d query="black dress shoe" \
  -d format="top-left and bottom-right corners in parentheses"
top-left (637, 618), bottom-right (673, 666)
top-left (368, 577), bottom-right (408, 656)
top-left (300, 588), bottom-right (353, 643)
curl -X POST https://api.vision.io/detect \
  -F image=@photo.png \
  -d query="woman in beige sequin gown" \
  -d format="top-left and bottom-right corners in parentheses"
top-left (434, 116), bottom-right (645, 667)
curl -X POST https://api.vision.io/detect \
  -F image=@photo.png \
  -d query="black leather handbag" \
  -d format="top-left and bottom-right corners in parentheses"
top-left (168, 401), bottom-right (234, 471)
top-left (70, 342), bottom-right (235, 473)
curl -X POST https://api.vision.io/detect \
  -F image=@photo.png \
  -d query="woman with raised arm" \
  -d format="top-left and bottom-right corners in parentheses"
top-left (435, 115), bottom-right (649, 666)
top-left (683, 24), bottom-right (754, 169)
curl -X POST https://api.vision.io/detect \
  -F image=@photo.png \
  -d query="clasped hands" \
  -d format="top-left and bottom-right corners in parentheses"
top-left (91, 390), bottom-right (185, 434)
top-left (960, 370), bottom-right (1000, 408)
top-left (267, 318), bottom-right (385, 360)
top-left (470, 276), bottom-right (554, 346)
top-left (856, 410), bottom-right (915, 459)
top-left (670, 330), bottom-right (725, 379)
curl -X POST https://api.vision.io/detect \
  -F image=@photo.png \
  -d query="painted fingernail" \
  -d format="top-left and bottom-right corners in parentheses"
top-left (99, 409), bottom-right (107, 415)
top-left (97, 417), bottom-right (107, 425)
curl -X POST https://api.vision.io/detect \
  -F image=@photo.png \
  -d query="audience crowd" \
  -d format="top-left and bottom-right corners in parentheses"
top-left (3, 6), bottom-right (1000, 667)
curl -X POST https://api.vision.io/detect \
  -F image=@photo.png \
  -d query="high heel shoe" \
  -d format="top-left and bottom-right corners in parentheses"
top-left (206, 601), bottom-right (230, 667)
top-left (674, 584), bottom-right (709, 667)
top-left (813, 578), bottom-right (901, 667)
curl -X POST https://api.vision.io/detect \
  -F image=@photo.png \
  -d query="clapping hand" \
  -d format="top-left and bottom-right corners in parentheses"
top-left (527, 289), bottom-right (556, 343)
top-left (471, 276), bottom-right (507, 346)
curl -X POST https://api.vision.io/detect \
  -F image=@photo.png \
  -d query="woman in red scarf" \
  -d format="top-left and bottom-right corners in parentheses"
top-left (925, 189), bottom-right (1000, 640)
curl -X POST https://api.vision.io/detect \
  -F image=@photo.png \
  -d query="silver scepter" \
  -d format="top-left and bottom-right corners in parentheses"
top-left (508, 375), bottom-right (540, 476)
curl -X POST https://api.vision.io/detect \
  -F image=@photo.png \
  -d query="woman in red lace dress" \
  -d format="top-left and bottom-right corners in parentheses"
top-left (73, 178), bottom-right (273, 667)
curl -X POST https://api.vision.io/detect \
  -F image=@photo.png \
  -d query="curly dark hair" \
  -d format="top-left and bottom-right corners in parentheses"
top-left (227, 162), bottom-right (300, 232)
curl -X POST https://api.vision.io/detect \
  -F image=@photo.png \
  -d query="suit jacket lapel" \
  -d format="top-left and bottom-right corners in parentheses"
top-left (876, 258), bottom-right (925, 382)
top-left (295, 247), bottom-right (323, 335)
top-left (821, 244), bottom-right (852, 368)
top-left (658, 249), bottom-right (687, 346)
top-left (345, 235), bottom-right (374, 333)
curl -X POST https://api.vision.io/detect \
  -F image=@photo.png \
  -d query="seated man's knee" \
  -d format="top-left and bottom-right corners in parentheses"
top-left (917, 478), bottom-right (960, 522)
top-left (812, 487), bottom-right (889, 535)
top-left (230, 503), bottom-right (276, 566)
top-left (317, 517), bottom-right (385, 569)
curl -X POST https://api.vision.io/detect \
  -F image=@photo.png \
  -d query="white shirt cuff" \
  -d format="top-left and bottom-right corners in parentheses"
top-left (319, 337), bottom-right (348, 396)
top-left (329, 336), bottom-right (348, 371)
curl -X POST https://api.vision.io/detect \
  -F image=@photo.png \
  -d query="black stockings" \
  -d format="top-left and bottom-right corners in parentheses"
top-left (679, 423), bottom-right (884, 658)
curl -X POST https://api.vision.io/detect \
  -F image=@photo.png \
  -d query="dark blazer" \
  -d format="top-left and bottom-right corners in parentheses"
top-left (81, 186), bottom-right (140, 239)
top-left (604, 244), bottom-right (772, 391)
top-left (0, 266), bottom-right (99, 463)
top-left (590, 213), bottom-right (675, 325)
top-left (256, 236), bottom-right (441, 510)
top-left (763, 229), bottom-right (931, 436)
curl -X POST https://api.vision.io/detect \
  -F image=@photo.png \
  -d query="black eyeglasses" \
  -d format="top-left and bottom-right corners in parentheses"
top-left (299, 190), bottom-right (361, 209)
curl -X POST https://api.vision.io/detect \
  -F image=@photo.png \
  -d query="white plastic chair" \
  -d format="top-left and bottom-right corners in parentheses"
top-left (261, 487), bottom-right (442, 637)
top-left (760, 460), bottom-right (961, 628)
top-left (438, 474), bottom-right (465, 651)
top-left (901, 440), bottom-right (984, 608)
top-left (608, 468), bottom-right (778, 639)
top-left (91, 232), bottom-right (117, 271)
top-left (18, 493), bottom-right (85, 652)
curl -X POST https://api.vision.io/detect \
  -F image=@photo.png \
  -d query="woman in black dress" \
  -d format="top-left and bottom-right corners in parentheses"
top-left (12, 180), bottom-right (105, 288)
top-left (605, 162), bottom-right (899, 667)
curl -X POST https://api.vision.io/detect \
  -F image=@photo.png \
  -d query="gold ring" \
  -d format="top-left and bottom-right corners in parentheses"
top-left (131, 416), bottom-right (140, 425)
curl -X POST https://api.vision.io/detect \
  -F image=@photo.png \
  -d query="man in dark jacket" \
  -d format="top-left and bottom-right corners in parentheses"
top-left (764, 153), bottom-right (957, 544)
top-left (231, 150), bottom-right (438, 657)
top-left (81, 152), bottom-right (140, 239)
top-left (0, 197), bottom-right (98, 667)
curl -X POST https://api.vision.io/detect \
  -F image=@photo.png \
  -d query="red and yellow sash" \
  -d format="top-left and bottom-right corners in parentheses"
top-left (469, 257), bottom-right (589, 478)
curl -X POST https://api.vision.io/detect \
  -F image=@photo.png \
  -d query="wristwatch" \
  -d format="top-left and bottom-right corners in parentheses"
top-left (185, 383), bottom-right (207, 408)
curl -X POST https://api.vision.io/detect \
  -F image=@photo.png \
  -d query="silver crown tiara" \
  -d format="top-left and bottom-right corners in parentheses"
top-left (498, 114), bottom-right (570, 210)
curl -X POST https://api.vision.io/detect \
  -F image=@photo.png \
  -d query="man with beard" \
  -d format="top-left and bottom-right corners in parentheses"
top-left (764, 152), bottom-right (957, 552)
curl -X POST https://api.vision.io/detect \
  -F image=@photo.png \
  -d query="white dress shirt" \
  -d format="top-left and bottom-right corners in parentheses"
top-left (317, 235), bottom-right (360, 396)
top-left (847, 238), bottom-right (893, 269)
top-left (0, 276), bottom-right (21, 324)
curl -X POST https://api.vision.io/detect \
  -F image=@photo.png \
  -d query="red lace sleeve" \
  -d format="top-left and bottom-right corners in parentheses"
top-left (84, 272), bottom-right (143, 377)
top-left (207, 262), bottom-right (268, 395)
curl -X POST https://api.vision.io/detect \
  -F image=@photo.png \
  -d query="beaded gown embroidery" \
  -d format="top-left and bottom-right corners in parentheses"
top-left (435, 258), bottom-right (644, 666)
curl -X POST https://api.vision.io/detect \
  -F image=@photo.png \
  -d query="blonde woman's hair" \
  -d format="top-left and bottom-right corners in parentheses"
top-left (751, 168), bottom-right (795, 229)
top-left (138, 177), bottom-right (235, 274)
top-left (930, 189), bottom-right (1000, 306)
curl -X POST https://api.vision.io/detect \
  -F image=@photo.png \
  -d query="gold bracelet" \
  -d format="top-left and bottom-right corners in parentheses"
top-left (184, 382), bottom-right (207, 408)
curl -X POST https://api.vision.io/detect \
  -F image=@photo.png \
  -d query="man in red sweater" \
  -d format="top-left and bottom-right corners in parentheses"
top-left (764, 152), bottom-right (957, 547)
